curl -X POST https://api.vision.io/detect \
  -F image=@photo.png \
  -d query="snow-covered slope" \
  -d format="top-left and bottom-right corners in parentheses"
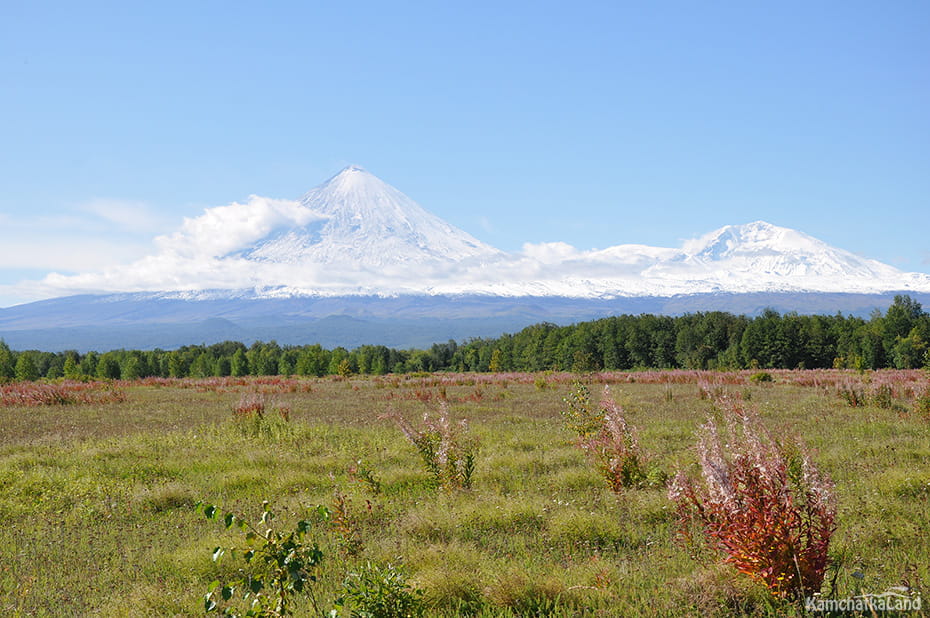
top-left (415, 220), bottom-right (930, 298)
top-left (683, 221), bottom-right (902, 279)
top-left (240, 166), bottom-right (501, 266)
top-left (630, 220), bottom-right (917, 295)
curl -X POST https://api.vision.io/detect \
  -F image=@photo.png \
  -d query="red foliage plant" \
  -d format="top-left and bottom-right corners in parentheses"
top-left (668, 396), bottom-right (836, 600)
top-left (232, 392), bottom-right (291, 421)
top-left (0, 381), bottom-right (127, 407)
top-left (233, 393), bottom-right (266, 418)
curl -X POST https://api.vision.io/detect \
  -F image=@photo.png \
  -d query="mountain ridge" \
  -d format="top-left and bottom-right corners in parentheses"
top-left (3, 291), bottom-right (928, 352)
top-left (219, 167), bottom-right (930, 298)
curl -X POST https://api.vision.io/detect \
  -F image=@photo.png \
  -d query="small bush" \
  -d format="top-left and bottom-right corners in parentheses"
top-left (198, 500), bottom-right (324, 616)
top-left (749, 371), bottom-right (774, 384)
top-left (914, 392), bottom-right (930, 419)
top-left (317, 490), bottom-right (364, 558)
top-left (335, 562), bottom-right (424, 618)
top-left (870, 383), bottom-right (894, 409)
top-left (348, 460), bottom-right (382, 495)
top-left (561, 384), bottom-right (663, 493)
top-left (561, 383), bottom-right (604, 436)
top-left (233, 392), bottom-right (289, 420)
top-left (233, 392), bottom-right (266, 418)
top-left (484, 570), bottom-right (565, 615)
top-left (669, 396), bottom-right (837, 601)
top-left (232, 393), bottom-right (292, 439)
top-left (837, 383), bottom-right (865, 407)
top-left (382, 403), bottom-right (478, 491)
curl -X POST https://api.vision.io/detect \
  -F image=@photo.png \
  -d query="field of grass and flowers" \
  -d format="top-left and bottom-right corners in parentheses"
top-left (0, 369), bottom-right (927, 616)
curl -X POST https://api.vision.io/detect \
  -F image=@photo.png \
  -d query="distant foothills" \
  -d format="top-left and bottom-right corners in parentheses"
top-left (1, 295), bottom-right (927, 381)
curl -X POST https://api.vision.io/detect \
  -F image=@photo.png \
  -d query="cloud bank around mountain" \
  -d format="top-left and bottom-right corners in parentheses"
top-left (8, 163), bottom-right (930, 305)
top-left (9, 190), bottom-right (929, 305)
top-left (154, 196), bottom-right (325, 259)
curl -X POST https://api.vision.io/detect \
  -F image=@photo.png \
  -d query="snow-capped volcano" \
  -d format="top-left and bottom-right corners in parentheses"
top-left (682, 221), bottom-right (900, 278)
top-left (240, 166), bottom-right (501, 267)
top-left (625, 220), bottom-right (914, 293)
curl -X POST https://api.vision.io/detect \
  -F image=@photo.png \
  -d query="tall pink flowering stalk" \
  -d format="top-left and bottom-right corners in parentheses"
top-left (669, 396), bottom-right (836, 600)
top-left (382, 402), bottom-right (478, 491)
top-left (563, 384), bottom-right (657, 492)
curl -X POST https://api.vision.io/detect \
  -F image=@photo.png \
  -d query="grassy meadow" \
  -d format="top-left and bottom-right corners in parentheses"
top-left (0, 370), bottom-right (928, 616)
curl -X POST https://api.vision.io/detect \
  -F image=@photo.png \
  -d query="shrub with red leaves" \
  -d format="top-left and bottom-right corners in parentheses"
top-left (669, 396), bottom-right (836, 600)
top-left (233, 393), bottom-right (266, 418)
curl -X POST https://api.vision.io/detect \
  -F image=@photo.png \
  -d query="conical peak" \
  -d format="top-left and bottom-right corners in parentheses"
top-left (316, 165), bottom-right (388, 196)
top-left (275, 165), bottom-right (501, 266)
top-left (339, 164), bottom-right (368, 174)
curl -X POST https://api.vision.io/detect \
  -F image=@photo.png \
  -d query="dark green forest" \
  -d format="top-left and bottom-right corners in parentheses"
top-left (2, 295), bottom-right (928, 381)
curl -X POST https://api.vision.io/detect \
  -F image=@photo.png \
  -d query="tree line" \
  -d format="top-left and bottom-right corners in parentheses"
top-left (1, 295), bottom-right (928, 382)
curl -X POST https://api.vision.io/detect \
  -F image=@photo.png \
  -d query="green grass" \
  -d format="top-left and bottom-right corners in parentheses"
top-left (0, 373), bottom-right (927, 616)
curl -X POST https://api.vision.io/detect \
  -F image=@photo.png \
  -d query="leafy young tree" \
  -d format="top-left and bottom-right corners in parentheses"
top-left (63, 353), bottom-right (82, 380)
top-left (230, 348), bottom-right (249, 377)
top-left (166, 351), bottom-right (185, 378)
top-left (328, 347), bottom-right (350, 375)
top-left (214, 355), bottom-right (232, 377)
top-left (0, 341), bottom-right (15, 380)
top-left (80, 351), bottom-right (99, 378)
top-left (247, 342), bottom-right (281, 376)
top-left (121, 355), bottom-right (142, 381)
top-left (189, 352), bottom-right (213, 378)
top-left (45, 361), bottom-right (63, 380)
top-left (488, 349), bottom-right (502, 373)
top-left (295, 345), bottom-right (326, 377)
top-left (277, 355), bottom-right (294, 377)
top-left (15, 352), bottom-right (39, 381)
top-left (892, 326), bottom-right (928, 369)
top-left (96, 354), bottom-right (121, 380)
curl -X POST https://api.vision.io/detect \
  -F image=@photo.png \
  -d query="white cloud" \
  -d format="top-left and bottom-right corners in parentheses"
top-left (9, 205), bottom-right (930, 305)
top-left (154, 196), bottom-right (324, 258)
top-left (4, 195), bottom-right (330, 299)
top-left (520, 241), bottom-right (580, 263)
top-left (0, 205), bottom-right (722, 301)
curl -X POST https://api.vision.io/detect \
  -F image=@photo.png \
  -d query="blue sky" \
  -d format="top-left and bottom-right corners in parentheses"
top-left (1, 1), bottom-right (928, 307)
